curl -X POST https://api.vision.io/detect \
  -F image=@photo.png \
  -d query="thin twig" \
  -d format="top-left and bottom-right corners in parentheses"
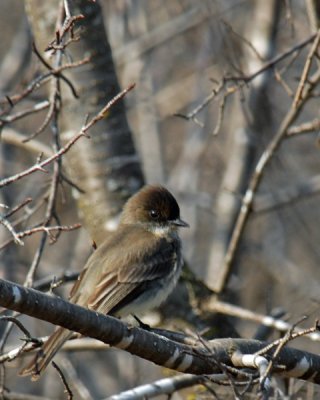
top-left (52, 361), bottom-right (74, 400)
top-left (82, 83), bottom-right (136, 133)
top-left (0, 224), bottom-right (81, 251)
top-left (287, 118), bottom-right (320, 136)
top-left (225, 33), bottom-right (318, 84)
top-left (293, 31), bottom-right (320, 107)
top-left (0, 215), bottom-right (24, 246)
top-left (0, 100), bottom-right (49, 125)
top-left (259, 317), bottom-right (307, 389)
top-left (3, 198), bottom-right (33, 219)
top-left (175, 33), bottom-right (317, 125)
top-left (217, 30), bottom-right (320, 292)
top-left (0, 131), bottom-right (88, 188)
top-left (32, 42), bottom-right (78, 99)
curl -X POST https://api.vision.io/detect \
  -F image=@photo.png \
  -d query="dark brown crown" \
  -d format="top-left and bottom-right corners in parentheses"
top-left (121, 185), bottom-right (181, 225)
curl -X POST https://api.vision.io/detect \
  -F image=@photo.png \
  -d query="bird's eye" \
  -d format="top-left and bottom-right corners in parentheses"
top-left (149, 209), bottom-right (159, 219)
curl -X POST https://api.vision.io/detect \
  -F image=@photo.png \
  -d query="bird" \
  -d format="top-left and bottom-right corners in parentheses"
top-left (20, 185), bottom-right (188, 380)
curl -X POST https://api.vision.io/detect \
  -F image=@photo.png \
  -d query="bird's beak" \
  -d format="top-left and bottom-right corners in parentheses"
top-left (172, 218), bottom-right (189, 228)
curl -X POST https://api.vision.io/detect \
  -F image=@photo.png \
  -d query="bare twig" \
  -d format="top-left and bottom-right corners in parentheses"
top-left (174, 80), bottom-right (224, 124)
top-left (0, 215), bottom-right (24, 246)
top-left (22, 100), bottom-right (57, 142)
top-left (0, 56), bottom-right (89, 115)
top-left (0, 224), bottom-right (81, 251)
top-left (274, 68), bottom-right (294, 97)
top-left (3, 198), bottom-right (33, 219)
top-left (0, 73), bottom-right (53, 113)
top-left (52, 361), bottom-right (74, 400)
top-left (293, 31), bottom-right (320, 108)
top-left (0, 198), bottom-right (34, 247)
top-left (9, 194), bottom-right (48, 229)
top-left (81, 83), bottom-right (136, 133)
top-left (0, 316), bottom-right (33, 340)
top-left (208, 300), bottom-right (320, 342)
top-left (0, 316), bottom-right (38, 363)
top-left (225, 33), bottom-right (318, 84)
top-left (0, 83), bottom-right (136, 189)
top-left (287, 118), bottom-right (320, 136)
top-left (0, 101), bottom-right (49, 126)
top-left (0, 131), bottom-right (88, 188)
top-left (216, 30), bottom-right (320, 292)
top-left (176, 33), bottom-right (317, 126)
top-left (259, 317), bottom-right (307, 389)
top-left (31, 42), bottom-right (78, 99)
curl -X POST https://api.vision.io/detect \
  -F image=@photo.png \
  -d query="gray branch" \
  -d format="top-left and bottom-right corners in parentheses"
top-left (1, 278), bottom-right (320, 385)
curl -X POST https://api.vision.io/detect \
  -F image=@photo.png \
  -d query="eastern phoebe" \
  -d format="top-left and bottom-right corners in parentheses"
top-left (20, 185), bottom-right (188, 380)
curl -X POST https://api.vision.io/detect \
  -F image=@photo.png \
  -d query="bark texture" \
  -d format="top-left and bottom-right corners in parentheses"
top-left (25, 0), bottom-right (144, 243)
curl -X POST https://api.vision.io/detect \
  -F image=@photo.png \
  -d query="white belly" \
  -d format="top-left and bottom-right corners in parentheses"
top-left (116, 258), bottom-right (182, 317)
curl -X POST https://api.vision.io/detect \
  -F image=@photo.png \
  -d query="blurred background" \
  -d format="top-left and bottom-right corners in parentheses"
top-left (1, 0), bottom-right (320, 398)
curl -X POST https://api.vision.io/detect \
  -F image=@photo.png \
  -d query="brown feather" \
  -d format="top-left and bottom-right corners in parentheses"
top-left (20, 185), bottom-right (186, 379)
top-left (20, 328), bottom-right (73, 380)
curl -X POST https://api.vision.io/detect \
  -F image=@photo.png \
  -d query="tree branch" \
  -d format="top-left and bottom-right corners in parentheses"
top-left (1, 278), bottom-right (320, 384)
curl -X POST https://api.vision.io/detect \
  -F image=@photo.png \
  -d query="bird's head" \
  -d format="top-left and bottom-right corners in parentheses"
top-left (120, 185), bottom-right (189, 234)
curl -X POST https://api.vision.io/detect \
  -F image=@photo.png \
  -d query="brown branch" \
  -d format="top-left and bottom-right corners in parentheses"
top-left (274, 68), bottom-right (294, 97)
top-left (225, 33), bottom-right (318, 84)
top-left (174, 80), bottom-right (224, 124)
top-left (259, 317), bottom-right (306, 389)
top-left (287, 118), bottom-right (320, 136)
top-left (32, 42), bottom-right (78, 99)
top-left (8, 194), bottom-right (48, 230)
top-left (52, 362), bottom-right (73, 400)
top-left (22, 100), bottom-right (57, 142)
top-left (0, 200), bottom-right (34, 248)
top-left (82, 83), bottom-right (136, 133)
top-left (293, 32), bottom-right (320, 107)
top-left (0, 56), bottom-right (89, 115)
top-left (216, 29), bottom-right (320, 292)
top-left (0, 100), bottom-right (49, 125)
top-left (56, 13), bottom-right (84, 47)
top-left (176, 33), bottom-right (317, 126)
top-left (0, 131), bottom-right (87, 188)
top-left (0, 83), bottom-right (136, 189)
top-left (51, 55), bottom-right (91, 73)
top-left (0, 73), bottom-right (52, 113)
top-left (3, 198), bottom-right (33, 219)
top-left (0, 216), bottom-right (24, 246)
top-left (0, 224), bottom-right (81, 251)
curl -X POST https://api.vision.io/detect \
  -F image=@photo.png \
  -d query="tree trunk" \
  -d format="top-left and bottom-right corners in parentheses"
top-left (25, 0), bottom-right (144, 244)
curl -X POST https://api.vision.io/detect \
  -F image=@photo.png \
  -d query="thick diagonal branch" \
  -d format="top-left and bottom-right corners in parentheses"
top-left (1, 278), bottom-right (320, 384)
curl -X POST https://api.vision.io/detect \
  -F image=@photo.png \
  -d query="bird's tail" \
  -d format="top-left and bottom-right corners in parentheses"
top-left (20, 327), bottom-right (73, 381)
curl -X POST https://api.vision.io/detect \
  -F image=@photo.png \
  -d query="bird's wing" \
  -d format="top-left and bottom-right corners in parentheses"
top-left (87, 238), bottom-right (179, 314)
top-left (118, 239), bottom-right (179, 283)
top-left (69, 266), bottom-right (89, 300)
